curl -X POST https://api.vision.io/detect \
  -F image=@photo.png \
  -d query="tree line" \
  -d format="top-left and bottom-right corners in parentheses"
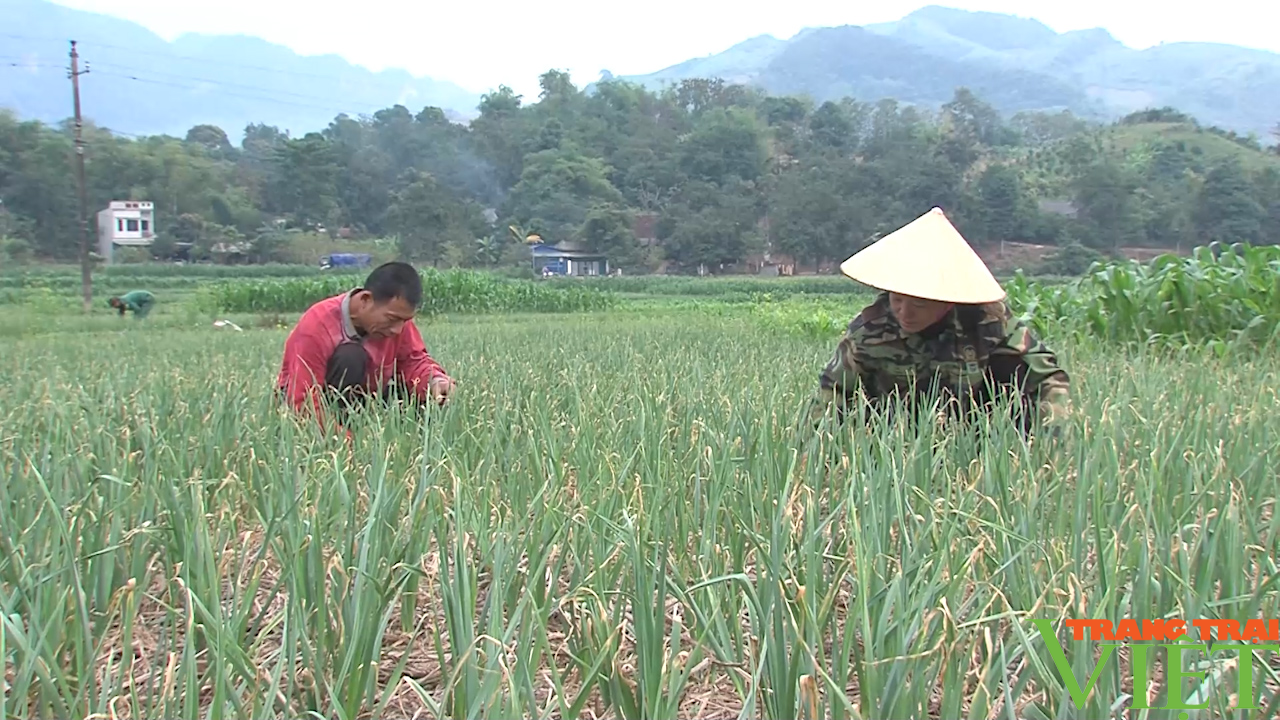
top-left (1, 71), bottom-right (1278, 273)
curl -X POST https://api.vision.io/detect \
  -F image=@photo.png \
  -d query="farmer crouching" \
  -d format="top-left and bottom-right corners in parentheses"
top-left (108, 289), bottom-right (156, 319)
top-left (804, 207), bottom-right (1072, 438)
top-left (276, 261), bottom-right (455, 432)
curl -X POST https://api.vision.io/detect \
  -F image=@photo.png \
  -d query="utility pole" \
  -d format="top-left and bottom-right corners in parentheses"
top-left (69, 40), bottom-right (93, 312)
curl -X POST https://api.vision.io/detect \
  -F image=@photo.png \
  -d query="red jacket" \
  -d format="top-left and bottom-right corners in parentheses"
top-left (277, 292), bottom-right (450, 429)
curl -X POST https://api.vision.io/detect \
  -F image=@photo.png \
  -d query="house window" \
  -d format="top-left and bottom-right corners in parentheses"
top-left (126, 219), bottom-right (139, 232)
top-left (141, 219), bottom-right (149, 232)
top-left (117, 218), bottom-right (124, 232)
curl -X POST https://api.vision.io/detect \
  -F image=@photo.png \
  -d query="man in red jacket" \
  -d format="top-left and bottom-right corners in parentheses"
top-left (276, 261), bottom-right (455, 430)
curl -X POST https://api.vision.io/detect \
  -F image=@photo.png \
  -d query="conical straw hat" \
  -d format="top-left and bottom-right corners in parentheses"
top-left (839, 207), bottom-right (1005, 304)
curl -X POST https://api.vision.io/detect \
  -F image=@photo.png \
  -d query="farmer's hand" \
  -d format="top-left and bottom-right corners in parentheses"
top-left (429, 376), bottom-right (456, 406)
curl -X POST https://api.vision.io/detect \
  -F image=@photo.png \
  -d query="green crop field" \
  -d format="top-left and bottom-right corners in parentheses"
top-left (2, 245), bottom-right (1279, 719)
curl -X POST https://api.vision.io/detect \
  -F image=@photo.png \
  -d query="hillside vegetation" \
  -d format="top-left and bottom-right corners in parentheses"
top-left (3, 71), bottom-right (1278, 280)
top-left (6, 0), bottom-right (1279, 139)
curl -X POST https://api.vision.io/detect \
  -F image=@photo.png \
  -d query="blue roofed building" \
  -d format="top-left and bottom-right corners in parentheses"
top-left (530, 241), bottom-right (609, 277)
top-left (320, 253), bottom-right (373, 270)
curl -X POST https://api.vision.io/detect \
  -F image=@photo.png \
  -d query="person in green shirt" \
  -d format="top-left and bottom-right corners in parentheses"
top-left (108, 290), bottom-right (156, 319)
top-left (802, 207), bottom-right (1072, 439)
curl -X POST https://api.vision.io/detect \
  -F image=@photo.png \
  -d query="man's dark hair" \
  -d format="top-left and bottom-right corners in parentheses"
top-left (362, 262), bottom-right (423, 307)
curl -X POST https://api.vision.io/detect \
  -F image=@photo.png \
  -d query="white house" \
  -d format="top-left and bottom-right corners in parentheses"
top-left (97, 200), bottom-right (155, 263)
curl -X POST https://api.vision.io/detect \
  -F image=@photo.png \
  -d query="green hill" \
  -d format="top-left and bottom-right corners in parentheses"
top-left (1103, 122), bottom-right (1279, 172)
top-left (611, 5), bottom-right (1280, 141)
top-left (1006, 113), bottom-right (1280, 198)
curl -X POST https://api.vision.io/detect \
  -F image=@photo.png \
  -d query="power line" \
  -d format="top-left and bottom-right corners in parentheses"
top-left (0, 32), bottom-right (454, 91)
top-left (90, 68), bottom-right (376, 117)
top-left (3, 60), bottom-right (416, 118)
top-left (89, 61), bottom-right (389, 108)
top-left (93, 127), bottom-right (145, 139)
top-left (3, 31), bottom-right (481, 136)
top-left (0, 32), bottom-right (339, 80)
top-left (3, 60), bottom-right (425, 139)
top-left (2, 61), bottom-right (63, 68)
top-left (2, 65), bottom-right (407, 141)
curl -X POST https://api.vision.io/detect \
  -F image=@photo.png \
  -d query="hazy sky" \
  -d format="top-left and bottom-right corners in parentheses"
top-left (47, 0), bottom-right (1280, 99)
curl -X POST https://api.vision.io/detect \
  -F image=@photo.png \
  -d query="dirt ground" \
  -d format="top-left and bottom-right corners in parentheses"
top-left (977, 242), bottom-right (1183, 275)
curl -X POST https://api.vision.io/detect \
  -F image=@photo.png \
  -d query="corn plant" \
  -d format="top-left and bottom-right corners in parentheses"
top-left (195, 267), bottom-right (620, 316)
top-left (1005, 242), bottom-right (1280, 353)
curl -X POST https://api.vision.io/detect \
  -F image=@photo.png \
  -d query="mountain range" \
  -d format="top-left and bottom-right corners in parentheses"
top-left (3, 0), bottom-right (1279, 141)
top-left (0, 0), bottom-right (483, 138)
top-left (611, 5), bottom-right (1280, 140)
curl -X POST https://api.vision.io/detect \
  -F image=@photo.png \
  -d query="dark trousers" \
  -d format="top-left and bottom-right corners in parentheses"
top-left (322, 341), bottom-right (423, 422)
top-left (853, 382), bottom-right (1039, 438)
top-left (853, 353), bottom-right (1046, 438)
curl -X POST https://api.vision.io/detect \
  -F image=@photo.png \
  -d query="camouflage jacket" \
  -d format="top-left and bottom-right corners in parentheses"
top-left (807, 292), bottom-right (1071, 431)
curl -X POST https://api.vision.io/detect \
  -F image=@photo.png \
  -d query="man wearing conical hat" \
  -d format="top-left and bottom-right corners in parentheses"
top-left (806, 207), bottom-right (1071, 435)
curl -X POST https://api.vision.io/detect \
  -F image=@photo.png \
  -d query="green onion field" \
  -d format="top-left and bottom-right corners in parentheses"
top-left (1, 245), bottom-right (1278, 719)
